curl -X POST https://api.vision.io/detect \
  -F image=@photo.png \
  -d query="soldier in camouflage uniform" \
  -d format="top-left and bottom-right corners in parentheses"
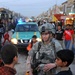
top-left (28, 23), bottom-right (62, 75)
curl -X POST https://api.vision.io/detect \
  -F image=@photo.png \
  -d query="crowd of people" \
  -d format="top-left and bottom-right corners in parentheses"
top-left (0, 20), bottom-right (75, 75)
top-left (55, 24), bottom-right (75, 54)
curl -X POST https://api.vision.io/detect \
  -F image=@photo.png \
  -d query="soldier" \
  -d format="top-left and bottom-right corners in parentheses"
top-left (28, 23), bottom-right (62, 75)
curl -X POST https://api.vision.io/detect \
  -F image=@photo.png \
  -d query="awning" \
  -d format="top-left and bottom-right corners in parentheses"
top-left (52, 14), bottom-right (64, 22)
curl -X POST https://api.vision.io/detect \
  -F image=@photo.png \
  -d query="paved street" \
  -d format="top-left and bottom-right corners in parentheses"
top-left (15, 52), bottom-right (27, 75)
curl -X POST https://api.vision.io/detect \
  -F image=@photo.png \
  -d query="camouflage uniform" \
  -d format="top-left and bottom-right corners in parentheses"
top-left (28, 41), bottom-right (62, 75)
top-left (28, 23), bottom-right (62, 75)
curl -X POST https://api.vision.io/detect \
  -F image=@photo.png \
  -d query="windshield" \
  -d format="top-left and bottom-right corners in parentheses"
top-left (15, 24), bottom-right (39, 32)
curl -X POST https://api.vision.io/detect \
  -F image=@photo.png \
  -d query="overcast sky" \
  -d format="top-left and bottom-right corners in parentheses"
top-left (0, 0), bottom-right (67, 17)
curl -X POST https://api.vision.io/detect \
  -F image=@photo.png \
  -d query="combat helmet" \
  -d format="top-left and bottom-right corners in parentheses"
top-left (39, 23), bottom-right (56, 34)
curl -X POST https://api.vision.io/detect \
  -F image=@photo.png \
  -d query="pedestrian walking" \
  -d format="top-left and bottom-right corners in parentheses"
top-left (63, 24), bottom-right (74, 50)
top-left (55, 25), bottom-right (64, 48)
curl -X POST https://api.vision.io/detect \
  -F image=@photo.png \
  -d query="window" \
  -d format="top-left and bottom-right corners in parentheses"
top-left (15, 24), bottom-right (38, 32)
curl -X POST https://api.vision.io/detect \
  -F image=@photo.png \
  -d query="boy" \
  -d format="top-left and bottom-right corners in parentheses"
top-left (0, 44), bottom-right (18, 75)
top-left (27, 35), bottom-right (37, 51)
top-left (55, 49), bottom-right (74, 75)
